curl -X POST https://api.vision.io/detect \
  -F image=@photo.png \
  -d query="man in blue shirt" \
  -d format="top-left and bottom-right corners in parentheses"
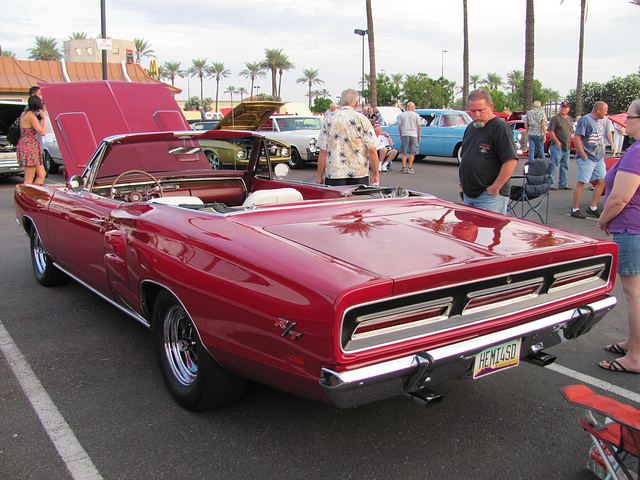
top-left (571, 101), bottom-right (608, 219)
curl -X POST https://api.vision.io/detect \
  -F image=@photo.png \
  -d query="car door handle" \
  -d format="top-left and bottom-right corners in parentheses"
top-left (90, 218), bottom-right (106, 225)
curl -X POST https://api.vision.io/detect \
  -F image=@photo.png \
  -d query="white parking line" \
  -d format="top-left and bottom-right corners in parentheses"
top-left (548, 363), bottom-right (640, 403)
top-left (0, 321), bottom-right (103, 480)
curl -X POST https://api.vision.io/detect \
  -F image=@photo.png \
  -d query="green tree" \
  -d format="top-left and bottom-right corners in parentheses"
top-left (462, 0), bottom-right (470, 108)
top-left (68, 32), bottom-right (88, 40)
top-left (366, 0), bottom-right (377, 107)
top-left (208, 62), bottom-right (231, 113)
top-left (237, 87), bottom-right (248, 101)
top-left (561, 0), bottom-right (587, 116)
top-left (482, 72), bottom-right (503, 90)
top-left (262, 48), bottom-right (282, 99)
top-left (506, 69), bottom-right (523, 93)
top-left (1, 50), bottom-right (16, 58)
top-left (190, 59), bottom-right (209, 100)
top-left (27, 36), bottom-right (62, 61)
top-left (565, 74), bottom-right (640, 114)
top-left (401, 73), bottom-right (441, 108)
top-left (225, 86), bottom-right (236, 108)
top-left (469, 74), bottom-right (482, 90)
top-left (238, 61), bottom-right (266, 99)
top-left (296, 68), bottom-right (324, 108)
top-left (372, 73), bottom-right (399, 106)
top-left (161, 61), bottom-right (185, 86)
top-left (523, 0), bottom-right (535, 111)
top-left (509, 79), bottom-right (549, 111)
top-left (277, 53), bottom-right (294, 101)
top-left (489, 89), bottom-right (508, 113)
top-left (184, 96), bottom-right (212, 112)
top-left (133, 37), bottom-right (156, 62)
top-left (312, 97), bottom-right (332, 114)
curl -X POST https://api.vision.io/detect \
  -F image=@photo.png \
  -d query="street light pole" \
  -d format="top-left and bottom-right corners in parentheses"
top-left (254, 85), bottom-right (260, 100)
top-left (354, 29), bottom-right (367, 111)
top-left (100, 0), bottom-right (107, 80)
top-left (440, 49), bottom-right (448, 108)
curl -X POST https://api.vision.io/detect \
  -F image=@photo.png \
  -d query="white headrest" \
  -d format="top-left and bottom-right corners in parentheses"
top-left (150, 196), bottom-right (204, 206)
top-left (242, 188), bottom-right (303, 207)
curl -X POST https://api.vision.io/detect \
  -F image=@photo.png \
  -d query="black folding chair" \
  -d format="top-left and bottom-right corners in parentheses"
top-left (507, 157), bottom-right (552, 224)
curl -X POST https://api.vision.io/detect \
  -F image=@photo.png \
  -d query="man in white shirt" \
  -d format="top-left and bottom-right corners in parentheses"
top-left (374, 124), bottom-right (397, 172)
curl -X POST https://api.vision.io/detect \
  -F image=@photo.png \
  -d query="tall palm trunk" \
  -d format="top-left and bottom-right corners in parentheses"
top-left (523, 0), bottom-right (535, 111)
top-left (462, 0), bottom-right (469, 107)
top-left (575, 0), bottom-right (586, 117)
top-left (366, 0), bottom-right (377, 107)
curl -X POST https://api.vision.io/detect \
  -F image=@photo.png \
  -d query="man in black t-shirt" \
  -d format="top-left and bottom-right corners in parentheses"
top-left (459, 89), bottom-right (518, 214)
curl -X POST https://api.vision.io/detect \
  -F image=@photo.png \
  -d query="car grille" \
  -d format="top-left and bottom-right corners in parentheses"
top-left (340, 255), bottom-right (612, 353)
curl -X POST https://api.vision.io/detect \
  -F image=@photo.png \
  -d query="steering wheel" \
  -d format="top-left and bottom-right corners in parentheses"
top-left (110, 170), bottom-right (163, 201)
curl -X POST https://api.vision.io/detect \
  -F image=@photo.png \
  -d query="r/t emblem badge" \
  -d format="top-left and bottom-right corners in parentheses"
top-left (275, 318), bottom-right (303, 340)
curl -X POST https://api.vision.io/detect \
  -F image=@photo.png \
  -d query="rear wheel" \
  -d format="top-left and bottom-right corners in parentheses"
top-left (288, 149), bottom-right (305, 169)
top-left (29, 225), bottom-right (68, 286)
top-left (206, 151), bottom-right (222, 170)
top-left (152, 291), bottom-right (248, 411)
top-left (41, 151), bottom-right (51, 176)
top-left (47, 152), bottom-right (59, 174)
top-left (454, 144), bottom-right (462, 165)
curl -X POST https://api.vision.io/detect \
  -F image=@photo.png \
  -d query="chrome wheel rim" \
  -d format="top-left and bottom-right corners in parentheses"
top-left (163, 304), bottom-right (198, 386)
top-left (32, 231), bottom-right (48, 274)
top-left (207, 152), bottom-right (221, 170)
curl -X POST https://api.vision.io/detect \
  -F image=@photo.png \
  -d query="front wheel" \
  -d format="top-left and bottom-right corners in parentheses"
top-left (455, 144), bottom-right (462, 165)
top-left (29, 225), bottom-right (68, 286)
top-left (152, 291), bottom-right (248, 411)
top-left (206, 151), bottom-right (222, 170)
top-left (288, 149), bottom-right (305, 169)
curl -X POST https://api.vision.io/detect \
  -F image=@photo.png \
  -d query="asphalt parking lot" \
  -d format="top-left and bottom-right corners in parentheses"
top-left (1, 153), bottom-right (638, 480)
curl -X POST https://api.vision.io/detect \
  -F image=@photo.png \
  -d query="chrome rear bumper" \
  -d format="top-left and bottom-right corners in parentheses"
top-left (320, 296), bottom-right (616, 408)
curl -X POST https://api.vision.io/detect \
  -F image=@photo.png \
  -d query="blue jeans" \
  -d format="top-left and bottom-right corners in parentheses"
top-left (528, 135), bottom-right (545, 161)
top-left (549, 144), bottom-right (570, 188)
top-left (463, 190), bottom-right (508, 215)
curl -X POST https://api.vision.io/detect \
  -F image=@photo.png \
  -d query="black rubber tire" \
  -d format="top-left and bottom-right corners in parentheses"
top-left (47, 152), bottom-right (59, 174)
top-left (288, 149), bottom-right (305, 169)
top-left (41, 151), bottom-right (51, 176)
top-left (29, 225), bottom-right (68, 286)
top-left (454, 144), bottom-right (462, 165)
top-left (206, 151), bottom-right (222, 170)
top-left (152, 291), bottom-right (249, 411)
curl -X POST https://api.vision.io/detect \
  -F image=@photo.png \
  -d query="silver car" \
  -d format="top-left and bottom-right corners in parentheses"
top-left (0, 100), bottom-right (25, 177)
top-left (259, 115), bottom-right (322, 169)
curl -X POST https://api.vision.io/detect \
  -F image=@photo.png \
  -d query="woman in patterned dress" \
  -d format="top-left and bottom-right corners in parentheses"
top-left (17, 95), bottom-right (47, 185)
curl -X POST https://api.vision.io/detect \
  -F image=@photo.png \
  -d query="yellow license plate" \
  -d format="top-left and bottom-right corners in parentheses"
top-left (473, 338), bottom-right (521, 379)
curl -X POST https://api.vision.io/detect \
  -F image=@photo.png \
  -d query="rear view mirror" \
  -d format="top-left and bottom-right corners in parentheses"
top-left (274, 163), bottom-right (290, 178)
top-left (69, 175), bottom-right (85, 192)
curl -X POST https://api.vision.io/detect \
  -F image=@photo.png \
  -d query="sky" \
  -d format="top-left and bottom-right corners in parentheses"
top-left (2, 0), bottom-right (639, 106)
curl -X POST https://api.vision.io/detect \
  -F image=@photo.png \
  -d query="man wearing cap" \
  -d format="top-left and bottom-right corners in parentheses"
top-left (548, 101), bottom-right (574, 190)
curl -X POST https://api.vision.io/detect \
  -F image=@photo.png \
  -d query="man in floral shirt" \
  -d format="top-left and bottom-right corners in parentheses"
top-left (524, 100), bottom-right (548, 162)
top-left (316, 89), bottom-right (379, 186)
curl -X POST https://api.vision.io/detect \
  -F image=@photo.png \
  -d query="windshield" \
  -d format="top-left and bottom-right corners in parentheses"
top-left (274, 117), bottom-right (322, 131)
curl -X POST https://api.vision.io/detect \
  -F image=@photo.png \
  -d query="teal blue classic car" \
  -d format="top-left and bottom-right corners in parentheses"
top-left (381, 109), bottom-right (471, 164)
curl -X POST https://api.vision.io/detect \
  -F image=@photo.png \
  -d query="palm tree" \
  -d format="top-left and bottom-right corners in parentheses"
top-left (276, 54), bottom-right (294, 101)
top-left (296, 68), bottom-right (324, 108)
top-left (523, 0), bottom-right (535, 111)
top-left (27, 36), bottom-right (62, 61)
top-left (190, 58), bottom-right (209, 100)
top-left (318, 89), bottom-right (330, 98)
top-left (462, 0), bottom-right (470, 108)
top-left (162, 61), bottom-right (185, 86)
top-left (469, 74), bottom-right (481, 90)
top-left (263, 48), bottom-right (282, 99)
top-left (208, 62), bottom-right (231, 113)
top-left (225, 86), bottom-right (237, 108)
top-left (631, 0), bottom-right (640, 5)
top-left (506, 69), bottom-right (524, 94)
top-left (366, 0), bottom-right (377, 107)
top-left (133, 37), bottom-right (156, 63)
top-left (237, 87), bottom-right (248, 101)
top-left (68, 32), bottom-right (88, 40)
top-left (1, 50), bottom-right (16, 58)
top-left (482, 72), bottom-right (503, 90)
top-left (561, 0), bottom-right (587, 117)
top-left (238, 61), bottom-right (266, 99)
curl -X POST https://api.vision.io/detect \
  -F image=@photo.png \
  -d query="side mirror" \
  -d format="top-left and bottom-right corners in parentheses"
top-left (69, 175), bottom-right (85, 193)
top-left (274, 163), bottom-right (290, 179)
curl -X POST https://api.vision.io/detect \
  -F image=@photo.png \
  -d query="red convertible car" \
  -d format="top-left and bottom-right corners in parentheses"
top-left (15, 81), bottom-right (617, 411)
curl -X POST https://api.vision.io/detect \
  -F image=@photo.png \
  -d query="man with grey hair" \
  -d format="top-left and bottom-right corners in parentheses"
top-left (458, 88), bottom-right (518, 214)
top-left (397, 102), bottom-right (421, 173)
top-left (524, 100), bottom-right (547, 162)
top-left (316, 89), bottom-right (379, 186)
